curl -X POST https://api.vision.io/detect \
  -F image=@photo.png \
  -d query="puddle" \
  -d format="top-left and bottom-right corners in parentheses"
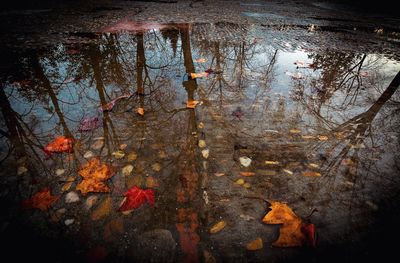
top-left (1, 20), bottom-right (400, 262)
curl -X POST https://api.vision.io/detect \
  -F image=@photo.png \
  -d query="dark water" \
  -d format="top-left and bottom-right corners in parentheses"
top-left (1, 21), bottom-right (400, 262)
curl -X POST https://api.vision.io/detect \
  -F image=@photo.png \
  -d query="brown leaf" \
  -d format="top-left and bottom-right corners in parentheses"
top-left (240, 172), bottom-right (255, 177)
top-left (245, 237), bottom-right (263, 250)
top-left (209, 220), bottom-right (226, 234)
top-left (302, 171), bottom-right (321, 177)
top-left (145, 176), bottom-right (159, 188)
top-left (91, 196), bottom-right (112, 221)
top-left (137, 107), bottom-right (144, 116)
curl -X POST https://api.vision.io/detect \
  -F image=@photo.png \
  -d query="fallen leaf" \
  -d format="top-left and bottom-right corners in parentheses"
top-left (239, 157), bottom-right (252, 167)
top-left (243, 182), bottom-right (251, 188)
top-left (77, 158), bottom-right (115, 195)
top-left (127, 152), bottom-right (138, 161)
top-left (289, 129), bottom-right (301, 134)
top-left (198, 139), bottom-right (206, 148)
top-left (265, 161), bottom-right (279, 165)
top-left (84, 151), bottom-right (94, 159)
top-left (112, 150), bottom-right (125, 159)
top-left (308, 163), bottom-right (319, 168)
top-left (64, 219), bottom-right (75, 226)
top-left (17, 166), bottom-right (28, 175)
top-left (262, 201), bottom-right (315, 247)
top-left (137, 107), bottom-right (145, 116)
top-left (151, 163), bottom-right (161, 172)
top-left (62, 181), bottom-right (74, 192)
top-left (246, 237), bottom-right (263, 250)
top-left (301, 135), bottom-right (315, 139)
top-left (234, 179), bottom-right (245, 185)
top-left (240, 172), bottom-right (255, 177)
top-left (145, 176), bottom-right (159, 188)
top-left (22, 188), bottom-right (59, 211)
top-left (118, 186), bottom-right (155, 212)
top-left (65, 191), bottom-right (80, 203)
top-left (318, 135), bottom-right (328, 141)
top-left (91, 139), bottom-right (104, 150)
top-left (302, 171), bottom-right (321, 177)
top-left (190, 72), bottom-right (209, 79)
top-left (91, 196), bottom-right (112, 220)
top-left (194, 58), bottom-right (207, 63)
top-left (210, 221), bottom-right (226, 234)
top-left (79, 117), bottom-right (100, 132)
top-left (44, 136), bottom-right (74, 155)
top-left (186, 100), bottom-right (200, 109)
top-left (122, 165), bottom-right (134, 176)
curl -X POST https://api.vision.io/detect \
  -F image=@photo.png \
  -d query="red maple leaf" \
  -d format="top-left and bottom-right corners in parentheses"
top-left (118, 186), bottom-right (155, 212)
top-left (43, 136), bottom-right (74, 155)
top-left (22, 187), bottom-right (59, 211)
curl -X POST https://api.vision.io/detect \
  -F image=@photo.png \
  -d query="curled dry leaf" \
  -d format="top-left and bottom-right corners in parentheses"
top-left (190, 72), bottom-right (209, 79)
top-left (22, 188), bottom-right (59, 211)
top-left (17, 166), bottom-right (28, 175)
top-left (246, 238), bottom-right (263, 250)
top-left (214, 172), bottom-right (225, 177)
top-left (85, 195), bottom-right (98, 210)
top-left (209, 220), bottom-right (226, 234)
top-left (151, 163), bottom-right (161, 172)
top-left (194, 58), bottom-right (207, 63)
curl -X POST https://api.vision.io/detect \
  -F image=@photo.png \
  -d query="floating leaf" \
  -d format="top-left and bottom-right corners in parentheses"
top-left (209, 221), bottom-right (226, 234)
top-left (79, 117), bottom-right (100, 132)
top-left (263, 201), bottom-right (315, 247)
top-left (65, 191), bottom-right (80, 203)
top-left (265, 161), bottom-right (279, 165)
top-left (17, 166), bottom-right (28, 175)
top-left (118, 186), bottom-right (155, 212)
top-left (198, 140), bottom-right (206, 148)
top-left (44, 136), bottom-right (74, 155)
top-left (198, 122), bottom-right (204, 129)
top-left (318, 135), bottom-right (328, 141)
top-left (243, 182), bottom-right (251, 188)
top-left (301, 135), bottom-right (315, 139)
top-left (341, 159), bottom-right (355, 166)
top-left (64, 219), bottom-right (75, 226)
top-left (22, 188), bottom-right (59, 211)
top-left (234, 179), bottom-right (245, 185)
top-left (239, 157), bottom-right (252, 167)
top-left (127, 152), bottom-right (138, 161)
top-left (302, 171), bottom-right (321, 177)
top-left (85, 195), bottom-right (98, 210)
top-left (122, 165), bottom-right (134, 176)
top-left (137, 107), bottom-right (145, 116)
top-left (240, 172), bottom-right (255, 177)
top-left (56, 168), bottom-right (65, 176)
top-left (308, 163), bottom-right (319, 168)
top-left (91, 139), bottom-right (104, 150)
top-left (246, 238), bottom-right (263, 250)
top-left (112, 150), bottom-right (125, 159)
top-left (77, 158), bottom-right (114, 195)
top-left (186, 100), bottom-right (200, 109)
top-left (91, 196), bottom-right (112, 220)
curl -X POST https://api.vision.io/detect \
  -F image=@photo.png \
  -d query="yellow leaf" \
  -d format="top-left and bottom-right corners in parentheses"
top-left (91, 196), bottom-right (112, 221)
top-left (186, 100), bottom-right (200, 109)
top-left (318, 135), bottom-right (328, 141)
top-left (308, 163), bottom-right (319, 168)
top-left (194, 58), bottom-right (207, 63)
top-left (127, 152), bottom-right (138, 161)
top-left (234, 179), bottom-right (245, 185)
top-left (209, 220), bottom-right (226, 234)
top-left (112, 150), bottom-right (125, 159)
top-left (302, 171), bottom-right (321, 177)
top-left (243, 182), bottom-right (251, 188)
top-left (265, 161), bottom-right (279, 165)
top-left (198, 139), bottom-right (206, 148)
top-left (152, 163), bottom-right (161, 172)
top-left (290, 129), bottom-right (301, 134)
top-left (137, 107), bottom-right (144, 116)
top-left (122, 165), bottom-right (134, 177)
top-left (245, 238), bottom-right (263, 250)
top-left (145, 176), bottom-right (159, 188)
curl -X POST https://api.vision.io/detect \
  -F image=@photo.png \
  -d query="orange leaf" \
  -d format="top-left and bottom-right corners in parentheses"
top-left (302, 171), bottom-right (321, 177)
top-left (194, 58), bottom-right (207, 63)
top-left (76, 179), bottom-right (111, 195)
top-left (137, 107), bottom-right (144, 116)
top-left (77, 158), bottom-right (114, 195)
top-left (190, 72), bottom-right (208, 79)
top-left (44, 136), bottom-right (74, 154)
top-left (262, 201), bottom-right (316, 247)
top-left (22, 188), bottom-right (59, 211)
top-left (240, 172), bottom-right (255, 177)
top-left (245, 237), bottom-right (263, 250)
top-left (186, 100), bottom-right (200, 109)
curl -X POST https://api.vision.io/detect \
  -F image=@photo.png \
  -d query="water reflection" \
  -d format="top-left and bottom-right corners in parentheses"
top-left (0, 22), bottom-right (399, 262)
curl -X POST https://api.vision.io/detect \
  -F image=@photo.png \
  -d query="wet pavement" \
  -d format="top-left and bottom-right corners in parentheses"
top-left (1, 1), bottom-right (400, 262)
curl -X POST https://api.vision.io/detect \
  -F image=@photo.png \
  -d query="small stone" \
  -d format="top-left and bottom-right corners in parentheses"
top-left (65, 191), bottom-right (80, 203)
top-left (56, 169), bottom-right (65, 176)
top-left (122, 165), bottom-right (134, 176)
top-left (84, 151), bottom-right (94, 159)
top-left (239, 157), bottom-right (251, 167)
top-left (17, 166), bottom-right (28, 176)
top-left (64, 219), bottom-right (75, 226)
top-left (85, 195), bottom-right (98, 210)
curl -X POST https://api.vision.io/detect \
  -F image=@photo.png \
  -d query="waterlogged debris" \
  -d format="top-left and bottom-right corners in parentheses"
top-left (202, 149), bottom-right (210, 159)
top-left (78, 117), bottom-right (100, 132)
top-left (209, 221), bottom-right (226, 234)
top-left (91, 196), bottom-right (112, 221)
top-left (85, 195), bottom-right (98, 210)
top-left (122, 165), bottom-right (134, 176)
top-left (137, 107), bottom-right (145, 116)
top-left (341, 159), bottom-right (355, 166)
top-left (127, 152), bottom-right (138, 161)
top-left (77, 158), bottom-right (115, 195)
top-left (302, 135), bottom-right (315, 139)
top-left (112, 150), bottom-right (125, 159)
top-left (302, 171), bottom-right (321, 177)
top-left (152, 163), bottom-right (161, 172)
top-left (65, 191), bottom-right (80, 203)
top-left (283, 169), bottom-right (293, 175)
top-left (290, 129), bottom-right (301, 134)
top-left (118, 186), bottom-right (155, 212)
top-left (64, 219), bottom-right (75, 226)
top-left (265, 161), bottom-right (279, 165)
top-left (44, 136), bottom-right (74, 156)
top-left (214, 172), bottom-right (225, 177)
top-left (145, 176), bottom-right (159, 188)
top-left (318, 135), bottom-right (328, 141)
top-left (240, 172), bottom-right (255, 177)
top-left (285, 72), bottom-right (304, 80)
top-left (158, 150), bottom-right (167, 159)
top-left (22, 188), bottom-right (59, 211)
top-left (194, 58), bottom-right (207, 63)
top-left (198, 139), bottom-right (206, 148)
top-left (91, 139), bottom-right (104, 150)
top-left (186, 100), bottom-right (200, 109)
top-left (246, 238), bottom-right (263, 250)
top-left (234, 179), bottom-right (245, 185)
top-left (101, 94), bottom-right (131, 112)
top-left (17, 166), bottom-right (28, 175)
top-left (104, 218), bottom-right (124, 242)
top-left (56, 169), bottom-right (65, 176)
top-left (84, 151), bottom-right (94, 159)
top-left (258, 170), bottom-right (276, 176)
top-left (239, 157), bottom-right (252, 167)
top-left (263, 201), bottom-right (316, 247)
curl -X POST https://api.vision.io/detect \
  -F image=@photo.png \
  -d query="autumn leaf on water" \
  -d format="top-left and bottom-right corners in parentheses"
top-left (76, 158), bottom-right (115, 195)
top-left (186, 100), bottom-right (200, 109)
top-left (118, 186), bottom-right (155, 212)
top-left (246, 238), bottom-right (263, 250)
top-left (136, 107), bottom-right (145, 116)
top-left (262, 201), bottom-right (316, 247)
top-left (43, 136), bottom-right (74, 156)
top-left (22, 188), bottom-right (59, 211)
top-left (302, 171), bottom-right (321, 177)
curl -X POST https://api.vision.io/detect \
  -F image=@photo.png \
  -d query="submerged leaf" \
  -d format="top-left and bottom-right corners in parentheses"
top-left (190, 72), bottom-right (209, 79)
top-left (91, 196), bottom-right (112, 221)
top-left (22, 188), bottom-right (59, 211)
top-left (265, 161), bottom-right (279, 165)
top-left (240, 172), bottom-right (255, 177)
top-left (246, 238), bottom-right (263, 250)
top-left (118, 186), bottom-right (155, 212)
top-left (101, 94), bottom-right (131, 112)
top-left (209, 221), bottom-right (226, 234)
top-left (44, 136), bottom-right (74, 155)
top-left (302, 171), bottom-right (321, 177)
top-left (122, 165), bottom-right (134, 176)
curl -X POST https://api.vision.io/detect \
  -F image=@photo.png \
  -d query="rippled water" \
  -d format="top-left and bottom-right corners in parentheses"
top-left (1, 21), bottom-right (399, 262)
